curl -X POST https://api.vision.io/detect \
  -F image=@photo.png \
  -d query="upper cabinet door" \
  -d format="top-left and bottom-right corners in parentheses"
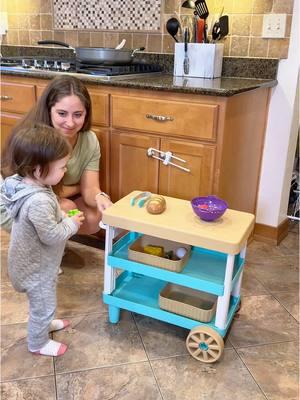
top-left (110, 131), bottom-right (160, 202)
top-left (159, 138), bottom-right (216, 200)
top-left (87, 88), bottom-right (110, 127)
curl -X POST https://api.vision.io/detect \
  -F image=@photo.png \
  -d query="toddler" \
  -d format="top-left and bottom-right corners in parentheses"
top-left (1, 124), bottom-right (84, 357)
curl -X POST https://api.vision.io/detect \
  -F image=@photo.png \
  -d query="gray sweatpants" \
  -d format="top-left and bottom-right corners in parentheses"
top-left (26, 276), bottom-right (57, 351)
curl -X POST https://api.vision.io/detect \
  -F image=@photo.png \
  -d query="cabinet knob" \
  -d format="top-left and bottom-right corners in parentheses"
top-left (146, 114), bottom-right (174, 122)
top-left (1, 95), bottom-right (13, 101)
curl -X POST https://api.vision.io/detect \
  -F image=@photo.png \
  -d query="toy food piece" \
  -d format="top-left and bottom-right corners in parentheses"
top-left (198, 204), bottom-right (209, 210)
top-left (144, 245), bottom-right (164, 257)
top-left (165, 250), bottom-right (180, 261)
top-left (146, 195), bottom-right (166, 214)
top-left (175, 247), bottom-right (188, 259)
top-left (68, 209), bottom-right (80, 217)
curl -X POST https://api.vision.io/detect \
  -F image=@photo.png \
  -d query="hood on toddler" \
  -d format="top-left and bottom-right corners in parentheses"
top-left (1, 174), bottom-right (51, 219)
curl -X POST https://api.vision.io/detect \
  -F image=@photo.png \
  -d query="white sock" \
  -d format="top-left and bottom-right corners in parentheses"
top-left (49, 319), bottom-right (70, 332)
top-left (31, 339), bottom-right (67, 357)
top-left (58, 267), bottom-right (63, 275)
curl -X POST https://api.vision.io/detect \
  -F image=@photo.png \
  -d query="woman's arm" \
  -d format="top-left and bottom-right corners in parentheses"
top-left (57, 184), bottom-right (81, 199)
top-left (80, 170), bottom-right (112, 211)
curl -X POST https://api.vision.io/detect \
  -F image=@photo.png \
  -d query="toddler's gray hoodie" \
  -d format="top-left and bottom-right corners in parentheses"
top-left (1, 175), bottom-right (78, 292)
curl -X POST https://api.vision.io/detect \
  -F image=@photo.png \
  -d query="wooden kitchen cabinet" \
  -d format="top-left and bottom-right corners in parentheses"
top-left (110, 87), bottom-right (270, 216)
top-left (1, 81), bottom-right (35, 114)
top-left (112, 94), bottom-right (218, 140)
top-left (110, 131), bottom-right (160, 201)
top-left (110, 130), bottom-right (216, 202)
top-left (1, 74), bottom-right (271, 218)
top-left (159, 138), bottom-right (216, 199)
top-left (0, 113), bottom-right (23, 151)
top-left (0, 80), bottom-right (36, 152)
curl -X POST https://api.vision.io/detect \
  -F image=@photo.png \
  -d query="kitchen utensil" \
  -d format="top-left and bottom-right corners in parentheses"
top-left (191, 195), bottom-right (228, 221)
top-left (166, 17), bottom-right (180, 43)
top-left (115, 39), bottom-right (126, 50)
top-left (183, 28), bottom-right (190, 74)
top-left (181, 0), bottom-right (195, 9)
top-left (212, 15), bottom-right (229, 42)
top-left (196, 18), bottom-right (204, 43)
top-left (194, 0), bottom-right (209, 43)
top-left (212, 21), bottom-right (221, 41)
top-left (180, 15), bottom-right (194, 42)
top-left (37, 40), bottom-right (145, 65)
top-left (219, 15), bottom-right (229, 40)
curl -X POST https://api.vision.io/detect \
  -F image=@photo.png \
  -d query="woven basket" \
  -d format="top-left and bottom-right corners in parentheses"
top-left (128, 235), bottom-right (191, 272)
top-left (159, 284), bottom-right (217, 322)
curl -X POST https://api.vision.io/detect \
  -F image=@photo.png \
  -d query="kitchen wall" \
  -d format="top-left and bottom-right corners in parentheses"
top-left (256, 0), bottom-right (299, 229)
top-left (0, 0), bottom-right (294, 58)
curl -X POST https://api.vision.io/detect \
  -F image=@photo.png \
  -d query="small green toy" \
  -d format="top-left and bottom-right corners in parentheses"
top-left (67, 209), bottom-right (81, 217)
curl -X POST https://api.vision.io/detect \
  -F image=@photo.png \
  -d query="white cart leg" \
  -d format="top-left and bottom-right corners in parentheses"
top-left (102, 223), bottom-right (116, 294)
top-left (232, 245), bottom-right (246, 297)
top-left (215, 254), bottom-right (235, 330)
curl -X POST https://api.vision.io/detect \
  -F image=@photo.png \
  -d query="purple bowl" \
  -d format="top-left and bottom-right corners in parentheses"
top-left (191, 196), bottom-right (228, 221)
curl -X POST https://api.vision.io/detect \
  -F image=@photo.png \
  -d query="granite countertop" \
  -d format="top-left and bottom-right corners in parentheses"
top-left (0, 68), bottom-right (277, 97)
top-left (1, 47), bottom-right (278, 96)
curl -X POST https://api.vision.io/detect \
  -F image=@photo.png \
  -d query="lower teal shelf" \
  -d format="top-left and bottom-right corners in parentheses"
top-left (103, 271), bottom-right (240, 337)
top-left (108, 232), bottom-right (244, 296)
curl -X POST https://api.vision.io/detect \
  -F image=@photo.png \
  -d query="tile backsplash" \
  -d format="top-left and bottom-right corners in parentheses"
top-left (0, 0), bottom-right (294, 58)
top-left (53, 0), bottom-right (161, 31)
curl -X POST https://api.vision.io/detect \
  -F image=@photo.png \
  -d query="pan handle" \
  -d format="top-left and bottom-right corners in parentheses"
top-left (131, 46), bottom-right (145, 57)
top-left (37, 40), bottom-right (76, 53)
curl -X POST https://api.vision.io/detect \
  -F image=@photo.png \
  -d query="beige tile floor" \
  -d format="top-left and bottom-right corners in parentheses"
top-left (1, 223), bottom-right (299, 400)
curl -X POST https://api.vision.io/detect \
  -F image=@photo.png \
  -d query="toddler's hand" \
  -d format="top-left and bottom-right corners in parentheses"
top-left (71, 212), bottom-right (85, 227)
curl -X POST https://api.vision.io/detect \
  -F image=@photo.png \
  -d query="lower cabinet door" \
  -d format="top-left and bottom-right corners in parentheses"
top-left (0, 113), bottom-right (22, 153)
top-left (159, 138), bottom-right (216, 200)
top-left (110, 131), bottom-right (160, 202)
top-left (92, 126), bottom-right (110, 194)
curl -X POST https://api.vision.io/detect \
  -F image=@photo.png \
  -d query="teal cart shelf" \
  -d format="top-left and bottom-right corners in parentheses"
top-left (108, 232), bottom-right (244, 296)
top-left (103, 271), bottom-right (240, 337)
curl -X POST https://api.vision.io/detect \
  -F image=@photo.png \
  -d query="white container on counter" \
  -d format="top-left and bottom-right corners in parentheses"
top-left (174, 43), bottom-right (224, 79)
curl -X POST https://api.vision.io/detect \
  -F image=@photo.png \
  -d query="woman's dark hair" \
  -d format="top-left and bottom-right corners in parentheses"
top-left (6, 124), bottom-right (71, 179)
top-left (1, 75), bottom-right (91, 177)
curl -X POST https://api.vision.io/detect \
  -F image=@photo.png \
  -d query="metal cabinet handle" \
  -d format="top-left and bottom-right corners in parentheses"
top-left (147, 147), bottom-right (190, 173)
top-left (146, 114), bottom-right (174, 122)
top-left (1, 95), bottom-right (13, 101)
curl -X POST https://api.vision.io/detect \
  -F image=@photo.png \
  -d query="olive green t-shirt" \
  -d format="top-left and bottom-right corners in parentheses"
top-left (63, 130), bottom-right (100, 186)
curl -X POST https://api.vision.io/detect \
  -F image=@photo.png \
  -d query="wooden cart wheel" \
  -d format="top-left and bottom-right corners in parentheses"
top-left (186, 326), bottom-right (224, 363)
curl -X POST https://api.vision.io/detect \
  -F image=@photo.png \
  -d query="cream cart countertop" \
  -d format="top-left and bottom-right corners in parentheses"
top-left (102, 191), bottom-right (255, 255)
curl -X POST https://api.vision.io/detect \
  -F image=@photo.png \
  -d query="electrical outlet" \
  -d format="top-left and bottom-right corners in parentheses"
top-left (262, 14), bottom-right (287, 38)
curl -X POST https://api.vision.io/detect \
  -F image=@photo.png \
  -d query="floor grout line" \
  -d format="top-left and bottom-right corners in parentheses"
top-left (131, 312), bottom-right (165, 400)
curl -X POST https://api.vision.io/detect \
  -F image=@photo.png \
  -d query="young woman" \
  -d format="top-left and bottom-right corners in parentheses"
top-left (1, 124), bottom-right (84, 356)
top-left (1, 75), bottom-right (112, 234)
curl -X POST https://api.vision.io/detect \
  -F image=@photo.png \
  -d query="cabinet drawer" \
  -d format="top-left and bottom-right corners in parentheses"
top-left (1, 82), bottom-right (35, 114)
top-left (112, 95), bottom-right (218, 140)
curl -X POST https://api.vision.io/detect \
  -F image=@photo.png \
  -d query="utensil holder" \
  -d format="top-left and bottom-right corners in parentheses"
top-left (174, 43), bottom-right (224, 79)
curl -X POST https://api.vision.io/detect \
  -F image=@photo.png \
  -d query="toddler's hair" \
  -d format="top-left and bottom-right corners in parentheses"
top-left (6, 124), bottom-right (71, 178)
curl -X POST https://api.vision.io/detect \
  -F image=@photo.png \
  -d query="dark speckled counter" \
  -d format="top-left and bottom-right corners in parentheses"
top-left (0, 68), bottom-right (277, 97)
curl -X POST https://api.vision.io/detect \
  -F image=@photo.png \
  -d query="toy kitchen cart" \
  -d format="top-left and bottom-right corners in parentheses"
top-left (101, 191), bottom-right (254, 363)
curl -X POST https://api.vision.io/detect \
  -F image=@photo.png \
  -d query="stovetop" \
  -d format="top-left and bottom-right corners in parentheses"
top-left (0, 56), bottom-right (162, 80)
